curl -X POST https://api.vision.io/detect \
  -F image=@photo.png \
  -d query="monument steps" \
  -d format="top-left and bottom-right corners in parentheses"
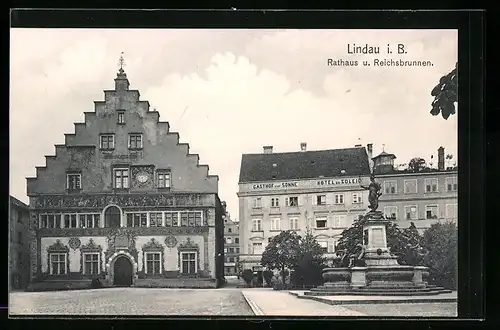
top-left (304, 287), bottom-right (452, 296)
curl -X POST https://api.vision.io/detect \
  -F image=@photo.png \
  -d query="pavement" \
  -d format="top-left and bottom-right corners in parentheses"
top-left (241, 289), bottom-right (457, 317)
top-left (9, 288), bottom-right (253, 316)
top-left (9, 287), bottom-right (458, 317)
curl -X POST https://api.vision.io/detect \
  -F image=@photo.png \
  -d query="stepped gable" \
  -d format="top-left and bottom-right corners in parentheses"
top-left (239, 147), bottom-right (371, 183)
top-left (27, 67), bottom-right (218, 195)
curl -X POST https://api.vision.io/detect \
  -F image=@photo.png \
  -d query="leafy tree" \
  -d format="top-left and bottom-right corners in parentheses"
top-left (336, 217), bottom-right (423, 266)
top-left (421, 221), bottom-right (458, 289)
top-left (242, 269), bottom-right (253, 287)
top-left (430, 62), bottom-right (457, 120)
top-left (261, 230), bottom-right (301, 284)
top-left (407, 157), bottom-right (429, 172)
top-left (292, 229), bottom-right (327, 287)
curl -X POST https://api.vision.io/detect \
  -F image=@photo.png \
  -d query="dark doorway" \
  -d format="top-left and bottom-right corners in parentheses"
top-left (105, 206), bottom-right (121, 228)
top-left (113, 256), bottom-right (133, 287)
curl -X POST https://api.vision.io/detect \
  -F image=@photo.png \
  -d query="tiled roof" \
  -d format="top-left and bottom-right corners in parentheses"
top-left (239, 147), bottom-right (371, 183)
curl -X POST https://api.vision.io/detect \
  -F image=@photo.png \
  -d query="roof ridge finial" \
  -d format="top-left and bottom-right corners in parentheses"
top-left (382, 144), bottom-right (385, 152)
top-left (118, 52), bottom-right (125, 74)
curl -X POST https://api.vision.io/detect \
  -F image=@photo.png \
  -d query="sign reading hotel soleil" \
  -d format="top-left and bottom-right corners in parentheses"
top-left (251, 177), bottom-right (361, 190)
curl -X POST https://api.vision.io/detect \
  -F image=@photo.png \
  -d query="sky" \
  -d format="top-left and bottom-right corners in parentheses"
top-left (10, 29), bottom-right (458, 220)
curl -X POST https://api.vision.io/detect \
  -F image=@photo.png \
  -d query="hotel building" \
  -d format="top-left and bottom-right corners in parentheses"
top-left (237, 143), bottom-right (372, 271)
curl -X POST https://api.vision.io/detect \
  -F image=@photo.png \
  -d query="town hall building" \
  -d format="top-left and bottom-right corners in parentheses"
top-left (26, 61), bottom-right (224, 289)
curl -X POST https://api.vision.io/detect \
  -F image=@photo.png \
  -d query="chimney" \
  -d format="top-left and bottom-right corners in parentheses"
top-left (300, 142), bottom-right (307, 151)
top-left (263, 146), bottom-right (273, 154)
top-left (438, 146), bottom-right (445, 170)
top-left (366, 143), bottom-right (374, 172)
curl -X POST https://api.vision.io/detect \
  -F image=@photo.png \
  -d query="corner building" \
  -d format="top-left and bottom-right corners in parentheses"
top-left (9, 196), bottom-right (31, 291)
top-left (237, 144), bottom-right (372, 271)
top-left (374, 147), bottom-right (458, 233)
top-left (26, 67), bottom-right (224, 288)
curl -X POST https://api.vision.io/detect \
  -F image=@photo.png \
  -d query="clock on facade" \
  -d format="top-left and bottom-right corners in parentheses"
top-left (136, 172), bottom-right (150, 183)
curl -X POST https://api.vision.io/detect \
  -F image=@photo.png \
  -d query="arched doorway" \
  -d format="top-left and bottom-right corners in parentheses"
top-left (113, 256), bottom-right (133, 287)
top-left (105, 206), bottom-right (121, 228)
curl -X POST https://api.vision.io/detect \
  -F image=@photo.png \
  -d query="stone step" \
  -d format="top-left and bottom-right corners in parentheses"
top-left (304, 289), bottom-right (452, 296)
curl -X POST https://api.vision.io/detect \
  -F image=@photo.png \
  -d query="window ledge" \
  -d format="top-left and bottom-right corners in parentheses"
top-left (113, 188), bottom-right (130, 193)
top-left (269, 230), bottom-right (281, 232)
top-left (66, 189), bottom-right (82, 194)
top-left (129, 148), bottom-right (143, 151)
top-left (117, 123), bottom-right (126, 126)
top-left (251, 230), bottom-right (264, 233)
top-left (100, 148), bottom-right (115, 151)
top-left (314, 227), bottom-right (329, 230)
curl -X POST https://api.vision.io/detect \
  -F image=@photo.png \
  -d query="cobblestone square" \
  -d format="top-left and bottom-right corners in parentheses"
top-left (9, 288), bottom-right (253, 316)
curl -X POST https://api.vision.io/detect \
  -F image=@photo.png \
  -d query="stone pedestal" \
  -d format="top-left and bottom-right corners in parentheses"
top-left (350, 267), bottom-right (367, 288)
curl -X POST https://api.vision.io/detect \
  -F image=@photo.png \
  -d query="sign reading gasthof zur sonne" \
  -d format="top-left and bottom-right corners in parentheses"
top-left (251, 178), bottom-right (360, 190)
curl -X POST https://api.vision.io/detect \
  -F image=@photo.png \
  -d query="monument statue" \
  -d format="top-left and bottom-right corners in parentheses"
top-left (360, 174), bottom-right (382, 212)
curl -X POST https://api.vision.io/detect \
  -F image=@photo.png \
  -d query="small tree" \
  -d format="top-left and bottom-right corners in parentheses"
top-left (242, 269), bottom-right (253, 287)
top-left (407, 157), bottom-right (429, 172)
top-left (261, 230), bottom-right (301, 285)
top-left (262, 270), bottom-right (273, 287)
top-left (421, 221), bottom-right (458, 289)
top-left (293, 229), bottom-right (327, 287)
top-left (430, 62), bottom-right (457, 120)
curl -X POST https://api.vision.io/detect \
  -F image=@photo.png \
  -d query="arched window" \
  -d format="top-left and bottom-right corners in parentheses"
top-left (105, 206), bottom-right (121, 228)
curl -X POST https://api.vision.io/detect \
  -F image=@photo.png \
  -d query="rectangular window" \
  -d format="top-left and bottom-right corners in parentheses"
top-left (404, 179), bottom-right (418, 194)
top-left (157, 170), bottom-right (171, 188)
top-left (334, 194), bottom-right (344, 204)
top-left (228, 247), bottom-right (234, 253)
top-left (114, 168), bottom-right (129, 189)
top-left (66, 173), bottom-right (81, 190)
top-left (317, 195), bottom-right (327, 205)
top-left (83, 253), bottom-right (99, 275)
top-left (252, 243), bottom-right (263, 255)
top-left (100, 134), bottom-right (115, 150)
top-left (271, 197), bottom-right (280, 207)
top-left (146, 252), bottom-right (162, 275)
top-left (315, 216), bottom-right (327, 228)
top-left (165, 212), bottom-right (178, 227)
top-left (149, 212), bottom-right (163, 227)
top-left (226, 237), bottom-right (232, 244)
top-left (79, 214), bottom-right (100, 228)
top-left (425, 205), bottom-right (439, 219)
top-left (446, 177), bottom-right (458, 192)
top-left (384, 181), bottom-right (397, 194)
top-left (252, 218), bottom-right (262, 231)
top-left (318, 241), bottom-right (328, 254)
top-left (50, 253), bottom-right (66, 275)
top-left (229, 257), bottom-right (235, 262)
top-left (289, 217), bottom-right (299, 230)
top-left (285, 196), bottom-right (299, 207)
top-left (235, 238), bottom-right (239, 244)
top-left (352, 193), bottom-right (363, 204)
top-left (235, 247), bottom-right (240, 253)
top-left (333, 215), bottom-right (347, 228)
top-left (404, 206), bottom-right (418, 220)
top-left (117, 112), bottom-right (125, 124)
top-left (181, 252), bottom-right (197, 274)
top-left (384, 206), bottom-right (398, 220)
top-left (446, 204), bottom-right (458, 220)
top-left (253, 198), bottom-right (262, 208)
top-left (228, 228), bottom-right (232, 233)
top-left (270, 218), bottom-right (281, 231)
top-left (126, 213), bottom-right (147, 227)
top-left (425, 178), bottom-right (439, 193)
top-left (40, 214), bottom-right (62, 229)
top-left (64, 214), bottom-right (78, 228)
top-left (128, 134), bottom-right (143, 149)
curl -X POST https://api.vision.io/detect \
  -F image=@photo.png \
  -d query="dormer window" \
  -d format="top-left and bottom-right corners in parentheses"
top-left (129, 134), bottom-right (143, 149)
top-left (100, 134), bottom-right (115, 150)
top-left (117, 111), bottom-right (125, 124)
